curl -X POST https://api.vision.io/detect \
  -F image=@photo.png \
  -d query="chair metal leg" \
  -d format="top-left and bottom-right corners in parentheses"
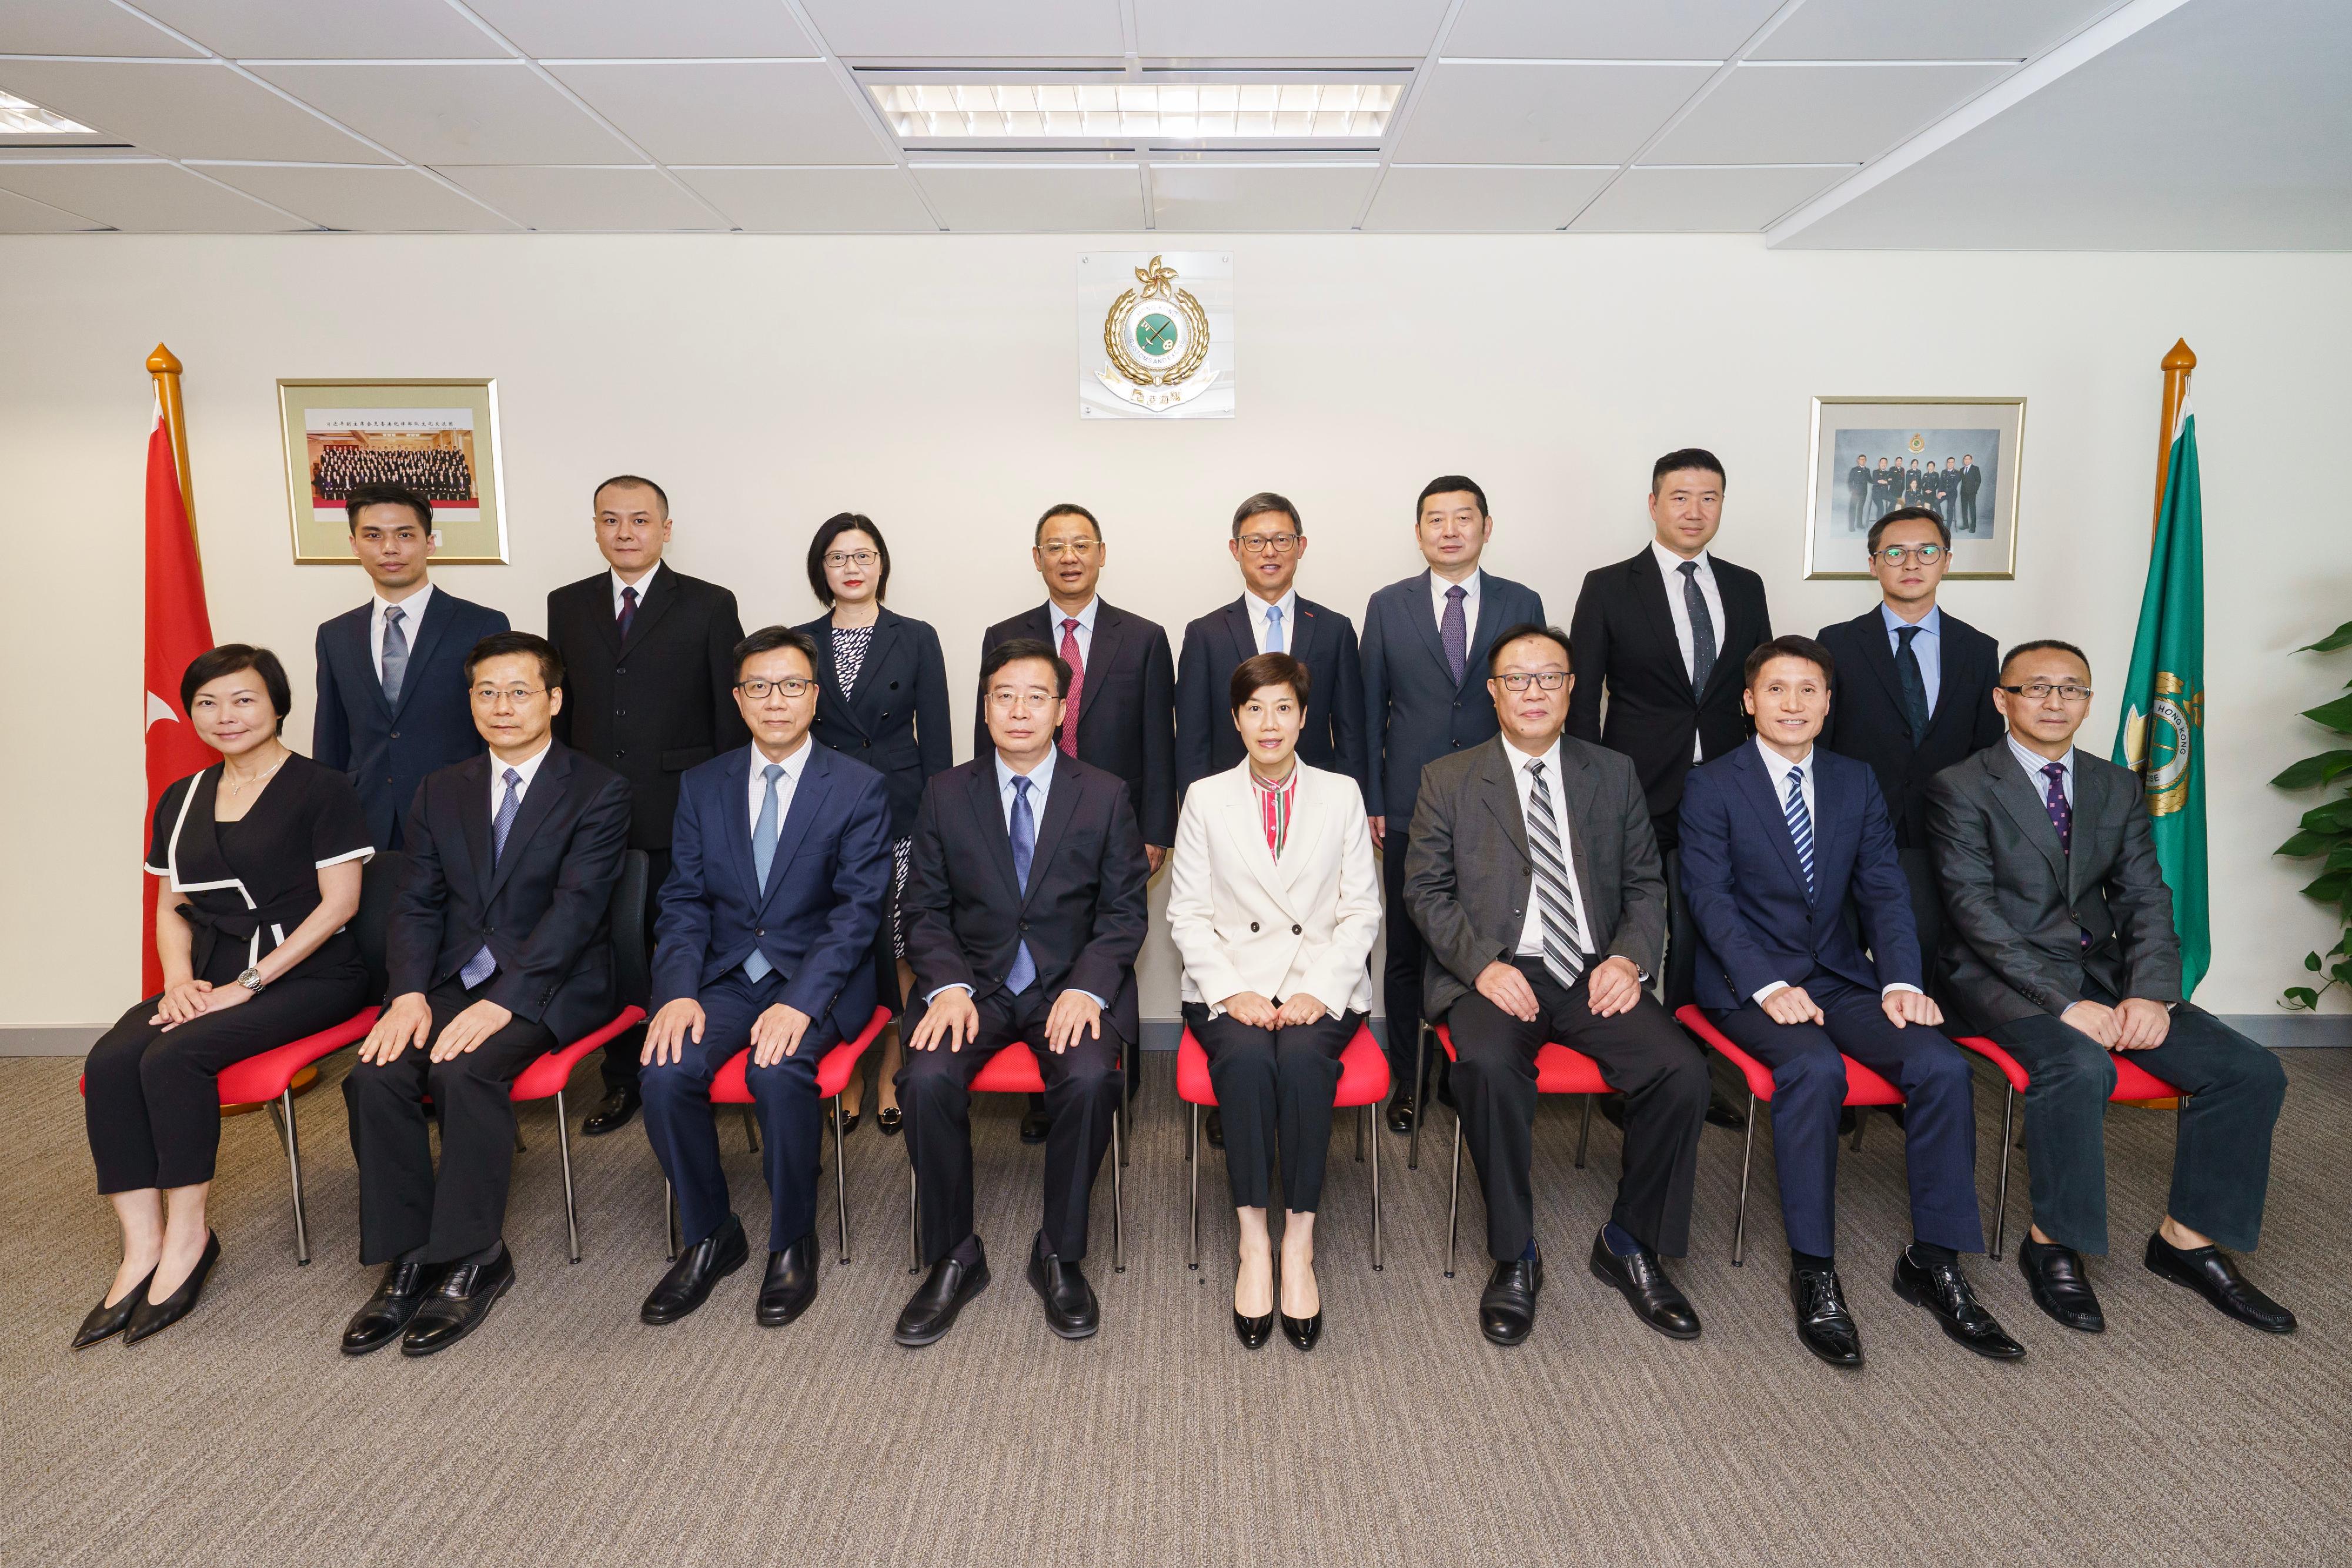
top-left (1367, 1105), bottom-right (1383, 1272)
top-left (665, 1181), bottom-right (680, 1262)
top-left (1355, 1101), bottom-right (1364, 1162)
top-left (1990, 1085), bottom-right (2016, 1262)
top-left (1119, 1098), bottom-right (1129, 1168)
top-left (833, 1094), bottom-right (851, 1264)
top-left (1408, 1024), bottom-right (1428, 1171)
top-left (1188, 1104), bottom-right (1201, 1271)
top-left (1732, 1094), bottom-right (1758, 1266)
top-left (1850, 1106), bottom-right (1867, 1153)
top-left (1110, 1108), bottom-right (1125, 1273)
top-left (907, 1164), bottom-right (921, 1275)
top-left (1575, 1095), bottom-right (1593, 1169)
top-left (278, 1087), bottom-right (312, 1266)
top-left (1444, 1115), bottom-right (1463, 1279)
top-left (555, 1088), bottom-right (581, 1264)
top-left (742, 1106), bottom-right (760, 1154)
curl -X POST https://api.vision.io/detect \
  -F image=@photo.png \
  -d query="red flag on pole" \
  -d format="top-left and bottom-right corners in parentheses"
top-left (143, 365), bottom-right (215, 995)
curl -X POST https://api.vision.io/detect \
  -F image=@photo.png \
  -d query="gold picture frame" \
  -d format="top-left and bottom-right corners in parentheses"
top-left (276, 378), bottom-right (509, 564)
top-left (1803, 396), bottom-right (2023, 581)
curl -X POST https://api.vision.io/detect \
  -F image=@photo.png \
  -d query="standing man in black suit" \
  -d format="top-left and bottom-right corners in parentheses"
top-left (545, 474), bottom-right (747, 1139)
top-left (1958, 453), bottom-right (1984, 535)
top-left (1870, 459), bottom-right (1895, 522)
top-left (1359, 476), bottom-right (1545, 1135)
top-left (1845, 455), bottom-right (1870, 533)
top-left (313, 483), bottom-right (509, 854)
top-left (1938, 459), bottom-right (1962, 523)
top-left (1817, 506), bottom-right (2003, 978)
top-left (976, 503), bottom-right (1173, 1137)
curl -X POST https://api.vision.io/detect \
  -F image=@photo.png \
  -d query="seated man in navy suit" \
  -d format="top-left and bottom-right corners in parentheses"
top-left (1681, 634), bottom-right (2020, 1369)
top-left (635, 626), bottom-right (892, 1330)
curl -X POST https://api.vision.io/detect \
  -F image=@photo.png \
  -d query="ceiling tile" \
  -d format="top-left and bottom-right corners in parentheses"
top-left (908, 162), bottom-right (1145, 230)
top-left (0, 60), bottom-right (393, 162)
top-left (465, 0), bottom-right (817, 58)
top-left (1648, 61), bottom-right (2007, 163)
top-left (1444, 0), bottom-right (1782, 60)
top-left (0, 182), bottom-right (106, 230)
top-left (800, 0), bottom-right (1125, 60)
top-left (130, 0), bottom-right (506, 59)
top-left (1752, 0), bottom-right (2120, 62)
top-left (1361, 163), bottom-right (1613, 229)
top-left (1132, 0), bottom-right (1448, 60)
top-left (1572, 163), bottom-right (1849, 229)
top-left (0, 159), bottom-right (309, 229)
top-left (546, 62), bottom-right (891, 165)
top-left (0, 0), bottom-right (201, 58)
top-left (434, 164), bottom-right (727, 229)
top-left (192, 162), bottom-right (520, 229)
top-left (674, 165), bottom-right (937, 231)
top-left (1147, 162), bottom-right (1378, 230)
top-left (1391, 61), bottom-right (1713, 163)
top-left (250, 61), bottom-right (636, 163)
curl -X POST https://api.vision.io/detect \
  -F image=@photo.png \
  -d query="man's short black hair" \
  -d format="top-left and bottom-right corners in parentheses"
top-left (1034, 503), bottom-right (1101, 546)
top-left (731, 625), bottom-right (819, 683)
top-left (466, 630), bottom-right (564, 691)
top-left (1867, 506), bottom-right (1953, 554)
top-left (593, 474), bottom-right (669, 513)
top-left (1230, 651), bottom-right (1310, 711)
top-left (346, 482), bottom-right (433, 533)
top-left (807, 512), bottom-right (891, 606)
top-left (1231, 492), bottom-right (1301, 537)
top-left (1486, 621), bottom-right (1573, 673)
top-left (981, 636), bottom-right (1071, 699)
top-left (1743, 633), bottom-right (1833, 690)
top-left (180, 644), bottom-right (292, 736)
top-left (1652, 449), bottom-right (1726, 494)
top-left (2000, 639), bottom-right (2092, 681)
top-left (1415, 475), bottom-right (1488, 520)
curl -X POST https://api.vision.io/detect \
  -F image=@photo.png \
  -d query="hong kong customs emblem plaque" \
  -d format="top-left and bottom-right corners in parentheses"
top-left (1077, 252), bottom-right (1234, 419)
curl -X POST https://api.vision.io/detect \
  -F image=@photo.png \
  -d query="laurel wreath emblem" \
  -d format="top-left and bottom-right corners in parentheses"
top-left (1103, 255), bottom-right (1211, 388)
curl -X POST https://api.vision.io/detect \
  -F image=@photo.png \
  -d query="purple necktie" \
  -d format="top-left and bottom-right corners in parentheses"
top-left (2042, 762), bottom-right (2072, 855)
top-left (617, 583), bottom-right (639, 641)
top-left (1440, 583), bottom-right (1468, 685)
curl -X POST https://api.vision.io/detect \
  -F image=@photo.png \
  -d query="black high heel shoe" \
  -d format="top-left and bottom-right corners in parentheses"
top-left (123, 1232), bottom-right (219, 1346)
top-left (1280, 1310), bottom-right (1323, 1352)
top-left (72, 1267), bottom-right (156, 1350)
top-left (1234, 1308), bottom-right (1274, 1349)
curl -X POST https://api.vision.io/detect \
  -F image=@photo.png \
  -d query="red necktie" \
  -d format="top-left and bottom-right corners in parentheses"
top-left (1058, 617), bottom-right (1084, 758)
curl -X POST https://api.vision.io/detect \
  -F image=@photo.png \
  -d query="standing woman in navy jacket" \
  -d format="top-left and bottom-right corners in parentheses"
top-left (796, 513), bottom-right (953, 1134)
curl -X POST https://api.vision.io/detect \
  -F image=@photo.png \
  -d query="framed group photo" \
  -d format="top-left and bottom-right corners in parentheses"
top-left (276, 378), bottom-right (508, 564)
top-left (1802, 396), bottom-right (2023, 580)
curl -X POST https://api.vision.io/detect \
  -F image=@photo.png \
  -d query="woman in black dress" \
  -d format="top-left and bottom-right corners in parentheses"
top-left (77, 646), bottom-right (374, 1347)
top-left (796, 514), bottom-right (953, 1135)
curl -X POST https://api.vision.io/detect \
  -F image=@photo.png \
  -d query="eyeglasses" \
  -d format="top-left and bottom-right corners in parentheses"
top-left (1875, 544), bottom-right (1946, 566)
top-left (1037, 537), bottom-right (1099, 559)
top-left (470, 685), bottom-right (546, 707)
top-left (823, 550), bottom-right (879, 569)
top-left (988, 687), bottom-right (1057, 711)
top-left (1999, 682), bottom-right (2094, 703)
top-left (1494, 671), bottom-right (1569, 692)
top-left (1235, 534), bottom-right (1302, 554)
top-left (736, 677), bottom-right (816, 701)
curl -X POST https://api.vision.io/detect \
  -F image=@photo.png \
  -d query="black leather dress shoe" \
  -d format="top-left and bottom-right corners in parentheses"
top-left (1588, 1232), bottom-right (1700, 1339)
top-left (1028, 1240), bottom-right (1100, 1339)
top-left (1384, 1094), bottom-right (1416, 1136)
top-left (1234, 1309), bottom-right (1273, 1349)
top-left (1205, 1108), bottom-right (1225, 1150)
top-left (1705, 1089), bottom-right (1746, 1129)
top-left (2145, 1233), bottom-right (2297, 1334)
top-left (1479, 1257), bottom-right (1542, 1346)
top-left (342, 1261), bottom-right (440, 1356)
top-left (641, 1213), bottom-right (749, 1326)
top-left (72, 1268), bottom-right (154, 1350)
top-left (757, 1232), bottom-right (820, 1327)
top-left (123, 1233), bottom-right (219, 1346)
top-left (400, 1246), bottom-right (515, 1357)
top-left (896, 1252), bottom-right (990, 1347)
top-left (1892, 1249), bottom-right (2025, 1360)
top-left (2018, 1238), bottom-right (2106, 1333)
top-left (582, 1086), bottom-right (640, 1137)
top-left (1020, 1096), bottom-right (1051, 1145)
top-left (1789, 1263), bottom-right (1863, 1367)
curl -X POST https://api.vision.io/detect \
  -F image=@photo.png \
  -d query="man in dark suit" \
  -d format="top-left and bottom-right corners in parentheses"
top-left (339, 631), bottom-right (632, 1358)
top-left (1927, 640), bottom-right (2294, 1337)
top-left (313, 483), bottom-right (510, 852)
top-left (634, 627), bottom-right (891, 1330)
top-left (1845, 456), bottom-right (1870, 532)
top-left (1359, 475), bottom-right (1545, 1135)
top-left (1817, 506), bottom-right (2003, 978)
top-left (1958, 454), bottom-right (1984, 535)
top-left (977, 503), bottom-right (1172, 1135)
top-left (1937, 460), bottom-right (1962, 523)
top-left (895, 639), bottom-right (1150, 1347)
top-left (1682, 635), bottom-right (2018, 1368)
top-left (546, 474), bottom-right (748, 1138)
top-left (1903, 460), bottom-right (1924, 509)
top-left (1870, 458), bottom-right (1895, 521)
top-left (1405, 624), bottom-right (1712, 1347)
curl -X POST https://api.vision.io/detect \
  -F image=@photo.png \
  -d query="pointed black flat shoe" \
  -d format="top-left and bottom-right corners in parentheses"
top-left (837, 1108), bottom-right (861, 1136)
top-left (72, 1268), bottom-right (155, 1350)
top-left (877, 1105), bottom-right (904, 1137)
top-left (123, 1233), bottom-right (219, 1346)
top-left (1281, 1310), bottom-right (1322, 1352)
top-left (1233, 1309), bottom-right (1273, 1349)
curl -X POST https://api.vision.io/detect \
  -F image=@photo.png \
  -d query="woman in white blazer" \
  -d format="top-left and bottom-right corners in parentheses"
top-left (1167, 652), bottom-right (1381, 1352)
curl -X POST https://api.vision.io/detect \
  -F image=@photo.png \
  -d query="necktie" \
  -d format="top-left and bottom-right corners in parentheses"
top-left (1265, 603), bottom-right (1284, 654)
top-left (459, 767), bottom-right (522, 987)
top-left (1523, 760), bottom-right (1587, 987)
top-left (2042, 762), bottom-right (2073, 855)
top-left (744, 762), bottom-right (784, 981)
top-left (1440, 584), bottom-right (1467, 685)
top-left (617, 583), bottom-right (639, 641)
top-left (1006, 775), bottom-right (1038, 992)
top-left (1894, 624), bottom-right (1931, 744)
top-left (380, 603), bottom-right (409, 706)
top-left (1057, 617), bottom-right (1085, 758)
top-left (1782, 767), bottom-right (1816, 901)
top-left (1678, 561), bottom-right (1716, 698)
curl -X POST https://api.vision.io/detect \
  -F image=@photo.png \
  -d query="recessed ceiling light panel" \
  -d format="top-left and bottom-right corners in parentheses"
top-left (868, 81), bottom-right (1401, 143)
top-left (0, 91), bottom-right (97, 136)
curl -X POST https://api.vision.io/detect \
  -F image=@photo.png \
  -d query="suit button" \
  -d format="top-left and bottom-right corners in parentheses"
top-left (861, 741), bottom-right (870, 749)
top-left (1291, 924), bottom-right (1302, 935)
top-left (1250, 921), bottom-right (1260, 932)
top-left (389, 730), bottom-right (399, 739)
top-left (615, 666), bottom-right (626, 676)
top-left (756, 928), bottom-right (764, 937)
top-left (1020, 921), bottom-right (1030, 932)
top-left (485, 925), bottom-right (496, 935)
top-left (616, 708), bottom-right (626, 716)
top-left (616, 750), bottom-right (627, 758)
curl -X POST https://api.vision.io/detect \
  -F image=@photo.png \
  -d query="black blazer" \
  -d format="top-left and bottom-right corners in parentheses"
top-left (973, 601), bottom-right (1177, 847)
top-left (315, 587), bottom-right (510, 852)
top-left (796, 606), bottom-right (953, 840)
top-left (1817, 607), bottom-right (2004, 848)
top-left (904, 755), bottom-right (1150, 1048)
top-left (1565, 549), bottom-right (1770, 844)
top-left (1175, 594), bottom-right (1366, 794)
top-left (385, 740), bottom-right (633, 1044)
top-left (1358, 570), bottom-right (1547, 825)
top-left (546, 566), bottom-right (747, 854)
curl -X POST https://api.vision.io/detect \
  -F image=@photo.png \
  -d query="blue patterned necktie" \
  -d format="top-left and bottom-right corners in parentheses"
top-left (380, 603), bottom-right (408, 706)
top-left (459, 767), bottom-right (522, 987)
top-left (1439, 584), bottom-right (1467, 684)
top-left (745, 762), bottom-right (784, 981)
top-left (1005, 775), bottom-right (1038, 993)
top-left (1895, 624), bottom-right (1931, 744)
top-left (1782, 766), bottom-right (1816, 902)
top-left (1264, 603), bottom-right (1284, 654)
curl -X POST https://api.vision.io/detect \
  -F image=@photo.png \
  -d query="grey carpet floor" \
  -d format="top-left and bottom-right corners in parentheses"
top-left (4, 1048), bottom-right (2348, 1567)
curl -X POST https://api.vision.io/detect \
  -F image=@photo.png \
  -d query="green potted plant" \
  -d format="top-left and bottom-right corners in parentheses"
top-left (2276, 618), bottom-right (2352, 1009)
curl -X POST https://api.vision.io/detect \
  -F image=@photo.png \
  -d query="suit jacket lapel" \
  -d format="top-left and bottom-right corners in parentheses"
top-left (1476, 740), bottom-right (1531, 868)
top-left (717, 748), bottom-right (761, 907)
top-left (587, 577), bottom-right (624, 657)
top-left (1919, 621), bottom-right (1982, 751)
top-left (1852, 610), bottom-right (1912, 726)
top-left (760, 744), bottom-right (827, 905)
top-left (1217, 770), bottom-right (1299, 918)
top-left (1280, 767), bottom-right (1329, 894)
top-left (1986, 747), bottom-right (2069, 887)
top-left (391, 591), bottom-right (456, 722)
top-left (1405, 571), bottom-right (1456, 690)
top-left (1552, 745), bottom-right (1604, 927)
top-left (1220, 598), bottom-right (1255, 676)
top-left (964, 765), bottom-right (1025, 911)
top-left (1629, 553), bottom-right (1689, 706)
top-left (1733, 745), bottom-right (1813, 899)
top-left (619, 567), bottom-right (677, 654)
top-left (451, 753), bottom-right (494, 900)
top-left (1023, 765), bottom-right (1082, 910)
top-left (2065, 758), bottom-right (2103, 905)
top-left (1696, 567), bottom-right (1753, 710)
top-left (345, 610), bottom-right (396, 722)
top-left (487, 747), bottom-right (569, 904)
top-left (1289, 597), bottom-right (1320, 667)
top-left (854, 610), bottom-right (905, 716)
top-left (1077, 606), bottom-right (1125, 723)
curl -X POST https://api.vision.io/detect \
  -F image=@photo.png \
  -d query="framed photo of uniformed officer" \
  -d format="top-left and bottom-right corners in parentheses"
top-left (1803, 396), bottom-right (2023, 581)
top-left (276, 377), bottom-right (509, 564)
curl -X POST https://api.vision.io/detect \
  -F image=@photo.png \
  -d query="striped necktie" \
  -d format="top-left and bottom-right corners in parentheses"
top-left (1523, 760), bottom-right (1586, 987)
top-left (1782, 767), bottom-right (1816, 901)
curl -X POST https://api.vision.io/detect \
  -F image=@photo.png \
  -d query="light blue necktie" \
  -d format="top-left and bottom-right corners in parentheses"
top-left (1264, 603), bottom-right (1284, 654)
top-left (744, 762), bottom-right (784, 981)
top-left (380, 603), bottom-right (409, 707)
top-left (459, 767), bottom-right (522, 987)
top-left (1005, 775), bottom-right (1037, 994)
top-left (1782, 768), bottom-right (1816, 902)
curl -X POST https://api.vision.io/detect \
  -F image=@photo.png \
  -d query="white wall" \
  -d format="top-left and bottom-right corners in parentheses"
top-left (3, 233), bottom-right (2347, 1031)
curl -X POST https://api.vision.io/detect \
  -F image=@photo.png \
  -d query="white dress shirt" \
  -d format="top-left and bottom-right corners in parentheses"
top-left (1749, 738), bottom-right (1918, 1002)
top-left (1427, 567), bottom-right (1481, 636)
top-left (928, 747), bottom-right (1102, 1006)
top-left (2007, 735), bottom-right (2075, 807)
top-left (746, 736), bottom-right (811, 832)
top-left (368, 582), bottom-right (435, 673)
top-left (1505, 739), bottom-right (1593, 965)
top-left (1651, 541), bottom-right (1722, 761)
top-left (1246, 588), bottom-right (1299, 655)
top-left (1880, 601), bottom-right (1942, 716)
top-left (1047, 597), bottom-right (1098, 665)
top-left (487, 740), bottom-right (552, 823)
top-left (612, 559), bottom-right (662, 618)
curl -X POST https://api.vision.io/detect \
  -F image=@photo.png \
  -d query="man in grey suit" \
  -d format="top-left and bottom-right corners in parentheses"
top-left (1926, 639), bottom-right (2294, 1337)
top-left (1406, 624), bottom-right (1712, 1348)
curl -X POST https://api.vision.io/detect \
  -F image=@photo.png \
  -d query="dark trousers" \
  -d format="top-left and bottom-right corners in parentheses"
top-left (603, 847), bottom-right (669, 1095)
top-left (1182, 1003), bottom-right (1362, 1213)
top-left (1848, 487), bottom-right (1866, 530)
top-left (85, 934), bottom-right (368, 1193)
top-left (641, 966), bottom-right (842, 1252)
top-left (1960, 489), bottom-right (1979, 532)
top-left (1445, 957), bottom-right (1710, 1262)
top-left (343, 978), bottom-right (556, 1265)
top-left (1710, 972), bottom-right (1983, 1259)
top-left (1662, 842), bottom-right (1697, 1011)
top-left (1379, 827), bottom-right (1428, 1095)
top-left (1987, 984), bottom-right (2286, 1255)
top-left (898, 985), bottom-right (1122, 1267)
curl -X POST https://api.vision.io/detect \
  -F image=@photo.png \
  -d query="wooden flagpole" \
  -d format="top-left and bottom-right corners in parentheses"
top-left (2152, 339), bottom-right (2195, 540)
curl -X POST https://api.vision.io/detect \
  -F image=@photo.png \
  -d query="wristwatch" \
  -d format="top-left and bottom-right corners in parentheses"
top-left (236, 966), bottom-right (268, 994)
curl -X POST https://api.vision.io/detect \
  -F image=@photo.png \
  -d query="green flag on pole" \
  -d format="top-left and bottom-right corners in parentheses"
top-left (2114, 399), bottom-right (2210, 995)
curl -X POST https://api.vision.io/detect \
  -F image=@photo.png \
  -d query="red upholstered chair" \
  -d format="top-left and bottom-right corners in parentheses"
top-left (1954, 1034), bottom-right (2186, 1261)
top-left (1174, 1021), bottom-right (1390, 1272)
top-left (1432, 1023), bottom-right (1613, 1278)
top-left (1674, 1004), bottom-right (1907, 1266)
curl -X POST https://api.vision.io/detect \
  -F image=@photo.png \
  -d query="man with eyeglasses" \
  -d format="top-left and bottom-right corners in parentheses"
top-left (1818, 505), bottom-right (2003, 978)
top-left (546, 474), bottom-right (748, 1139)
top-left (1927, 641), bottom-right (2295, 1338)
top-left (633, 626), bottom-right (892, 1330)
top-left (340, 631), bottom-right (632, 1357)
